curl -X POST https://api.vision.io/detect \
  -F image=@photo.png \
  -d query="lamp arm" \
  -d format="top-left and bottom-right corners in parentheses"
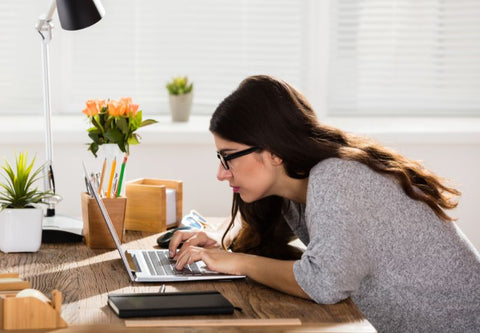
top-left (36, 0), bottom-right (62, 216)
top-left (42, 0), bottom-right (57, 23)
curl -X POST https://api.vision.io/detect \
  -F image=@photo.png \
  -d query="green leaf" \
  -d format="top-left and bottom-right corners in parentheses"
top-left (91, 116), bottom-right (104, 133)
top-left (127, 133), bottom-right (140, 145)
top-left (88, 142), bottom-right (99, 157)
top-left (139, 119), bottom-right (158, 128)
top-left (116, 117), bottom-right (129, 134)
top-left (88, 130), bottom-right (100, 142)
top-left (166, 76), bottom-right (193, 95)
top-left (104, 128), bottom-right (123, 143)
top-left (0, 152), bottom-right (53, 209)
top-left (104, 129), bottom-right (127, 153)
top-left (128, 111), bottom-right (142, 131)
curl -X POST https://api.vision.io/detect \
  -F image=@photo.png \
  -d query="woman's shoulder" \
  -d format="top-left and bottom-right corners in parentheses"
top-left (308, 157), bottom-right (391, 199)
top-left (310, 157), bottom-right (373, 180)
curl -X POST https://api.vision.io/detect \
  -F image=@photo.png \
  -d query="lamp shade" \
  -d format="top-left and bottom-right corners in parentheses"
top-left (56, 0), bottom-right (105, 31)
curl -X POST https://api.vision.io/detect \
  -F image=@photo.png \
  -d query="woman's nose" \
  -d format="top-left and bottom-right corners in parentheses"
top-left (217, 164), bottom-right (232, 181)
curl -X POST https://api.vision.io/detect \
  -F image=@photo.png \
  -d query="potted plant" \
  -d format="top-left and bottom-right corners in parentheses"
top-left (166, 76), bottom-right (194, 122)
top-left (0, 152), bottom-right (53, 253)
top-left (82, 97), bottom-right (158, 158)
top-left (82, 97), bottom-right (158, 199)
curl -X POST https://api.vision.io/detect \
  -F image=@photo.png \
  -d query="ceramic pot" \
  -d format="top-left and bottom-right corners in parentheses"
top-left (169, 91), bottom-right (193, 122)
top-left (0, 207), bottom-right (43, 253)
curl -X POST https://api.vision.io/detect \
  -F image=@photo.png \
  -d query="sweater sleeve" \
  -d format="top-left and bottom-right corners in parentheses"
top-left (293, 160), bottom-right (372, 304)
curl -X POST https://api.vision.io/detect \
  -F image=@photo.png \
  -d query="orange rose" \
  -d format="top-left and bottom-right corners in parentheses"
top-left (98, 99), bottom-right (107, 110)
top-left (107, 100), bottom-right (126, 116)
top-left (120, 97), bottom-right (139, 116)
top-left (120, 97), bottom-right (132, 105)
top-left (82, 99), bottom-right (104, 116)
top-left (126, 103), bottom-right (139, 116)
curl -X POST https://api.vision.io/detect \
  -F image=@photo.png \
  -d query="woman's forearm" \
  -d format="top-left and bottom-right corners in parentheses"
top-left (237, 253), bottom-right (311, 300)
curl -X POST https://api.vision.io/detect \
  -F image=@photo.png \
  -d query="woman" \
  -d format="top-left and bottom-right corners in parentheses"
top-left (169, 75), bottom-right (480, 332)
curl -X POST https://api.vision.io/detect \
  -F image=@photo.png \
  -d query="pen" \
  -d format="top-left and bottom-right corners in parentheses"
top-left (106, 157), bottom-right (116, 199)
top-left (84, 177), bottom-right (92, 195)
top-left (115, 155), bottom-right (128, 198)
top-left (111, 173), bottom-right (118, 198)
top-left (110, 172), bottom-right (118, 198)
top-left (98, 157), bottom-right (107, 196)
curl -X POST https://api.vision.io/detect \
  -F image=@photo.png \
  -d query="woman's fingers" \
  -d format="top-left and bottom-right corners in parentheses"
top-left (168, 230), bottom-right (197, 257)
top-left (173, 247), bottom-right (243, 276)
top-left (169, 230), bottom-right (220, 258)
top-left (175, 246), bottom-right (203, 270)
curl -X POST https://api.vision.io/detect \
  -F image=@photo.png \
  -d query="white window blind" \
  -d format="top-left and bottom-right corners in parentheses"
top-left (0, 1), bottom-right (46, 115)
top-left (0, 0), bottom-right (309, 116)
top-left (329, 0), bottom-right (480, 116)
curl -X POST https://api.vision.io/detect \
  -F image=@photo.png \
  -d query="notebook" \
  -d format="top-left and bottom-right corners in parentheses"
top-left (108, 291), bottom-right (234, 318)
top-left (83, 162), bottom-right (245, 282)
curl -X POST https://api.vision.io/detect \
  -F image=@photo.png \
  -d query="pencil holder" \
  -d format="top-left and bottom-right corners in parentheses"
top-left (124, 179), bottom-right (182, 233)
top-left (81, 192), bottom-right (126, 249)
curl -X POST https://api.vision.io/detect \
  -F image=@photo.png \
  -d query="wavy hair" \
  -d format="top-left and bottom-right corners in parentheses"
top-left (209, 75), bottom-right (460, 258)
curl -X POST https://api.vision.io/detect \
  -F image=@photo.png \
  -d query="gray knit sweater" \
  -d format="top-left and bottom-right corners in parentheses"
top-left (283, 158), bottom-right (480, 333)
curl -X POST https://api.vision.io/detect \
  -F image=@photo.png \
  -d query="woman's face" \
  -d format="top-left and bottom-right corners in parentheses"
top-left (213, 134), bottom-right (279, 203)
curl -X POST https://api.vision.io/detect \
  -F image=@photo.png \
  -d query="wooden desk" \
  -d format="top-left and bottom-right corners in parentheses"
top-left (0, 227), bottom-right (376, 332)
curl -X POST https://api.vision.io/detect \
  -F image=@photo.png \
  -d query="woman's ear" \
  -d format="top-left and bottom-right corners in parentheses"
top-left (269, 152), bottom-right (283, 166)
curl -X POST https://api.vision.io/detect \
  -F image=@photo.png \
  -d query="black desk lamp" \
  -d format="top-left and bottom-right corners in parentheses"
top-left (36, 0), bottom-right (105, 241)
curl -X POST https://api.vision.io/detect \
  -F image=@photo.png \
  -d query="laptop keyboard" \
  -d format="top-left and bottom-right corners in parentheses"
top-left (142, 251), bottom-right (202, 276)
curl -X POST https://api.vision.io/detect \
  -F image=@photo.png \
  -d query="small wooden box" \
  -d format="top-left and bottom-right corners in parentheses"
top-left (81, 192), bottom-right (126, 249)
top-left (0, 289), bottom-right (67, 330)
top-left (0, 273), bottom-right (30, 291)
top-left (124, 179), bottom-right (182, 233)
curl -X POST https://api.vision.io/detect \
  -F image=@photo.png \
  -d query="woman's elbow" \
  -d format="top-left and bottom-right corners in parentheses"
top-left (310, 291), bottom-right (349, 305)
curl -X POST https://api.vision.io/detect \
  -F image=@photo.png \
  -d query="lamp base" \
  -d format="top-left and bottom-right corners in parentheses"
top-left (42, 214), bottom-right (84, 243)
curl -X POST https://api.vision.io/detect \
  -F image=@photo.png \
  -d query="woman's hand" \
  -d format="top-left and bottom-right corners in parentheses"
top-left (170, 232), bottom-right (311, 300)
top-left (174, 246), bottom-right (245, 276)
top-left (168, 230), bottom-right (220, 258)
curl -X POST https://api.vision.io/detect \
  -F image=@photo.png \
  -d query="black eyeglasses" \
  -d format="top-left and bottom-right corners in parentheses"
top-left (216, 146), bottom-right (259, 170)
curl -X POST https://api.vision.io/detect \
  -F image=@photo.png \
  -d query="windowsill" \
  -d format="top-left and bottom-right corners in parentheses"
top-left (326, 116), bottom-right (480, 144)
top-left (2, 115), bottom-right (480, 145)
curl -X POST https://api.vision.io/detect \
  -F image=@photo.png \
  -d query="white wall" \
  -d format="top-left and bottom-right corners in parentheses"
top-left (1, 116), bottom-right (479, 251)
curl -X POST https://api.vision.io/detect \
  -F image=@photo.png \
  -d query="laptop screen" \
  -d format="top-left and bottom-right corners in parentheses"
top-left (83, 162), bottom-right (136, 281)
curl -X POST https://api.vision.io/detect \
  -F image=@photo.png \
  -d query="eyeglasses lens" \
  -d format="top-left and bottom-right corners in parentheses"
top-left (217, 152), bottom-right (229, 170)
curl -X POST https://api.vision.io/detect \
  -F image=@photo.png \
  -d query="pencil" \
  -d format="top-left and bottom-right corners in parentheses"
top-left (98, 157), bottom-right (107, 196)
top-left (115, 155), bottom-right (128, 198)
top-left (106, 157), bottom-right (116, 199)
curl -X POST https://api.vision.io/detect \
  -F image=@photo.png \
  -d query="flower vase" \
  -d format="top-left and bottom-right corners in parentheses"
top-left (97, 144), bottom-right (124, 198)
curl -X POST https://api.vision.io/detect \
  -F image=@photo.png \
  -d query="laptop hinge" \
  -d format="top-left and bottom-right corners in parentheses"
top-left (125, 251), bottom-right (140, 273)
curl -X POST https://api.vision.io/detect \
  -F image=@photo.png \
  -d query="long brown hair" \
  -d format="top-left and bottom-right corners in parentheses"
top-left (210, 75), bottom-right (460, 258)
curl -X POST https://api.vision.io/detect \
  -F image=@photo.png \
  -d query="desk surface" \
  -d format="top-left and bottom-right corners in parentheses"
top-left (0, 224), bottom-right (376, 332)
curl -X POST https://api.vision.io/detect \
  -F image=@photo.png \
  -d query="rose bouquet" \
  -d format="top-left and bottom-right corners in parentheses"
top-left (82, 97), bottom-right (157, 157)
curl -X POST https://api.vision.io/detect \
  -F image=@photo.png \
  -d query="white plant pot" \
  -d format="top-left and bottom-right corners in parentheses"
top-left (169, 91), bottom-right (193, 122)
top-left (0, 208), bottom-right (43, 253)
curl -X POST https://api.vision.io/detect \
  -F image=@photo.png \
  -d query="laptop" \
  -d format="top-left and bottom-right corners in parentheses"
top-left (83, 163), bottom-right (245, 282)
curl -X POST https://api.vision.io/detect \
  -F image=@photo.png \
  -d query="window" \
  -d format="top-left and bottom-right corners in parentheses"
top-left (0, 0), bottom-right (311, 116)
top-left (329, 0), bottom-right (480, 116)
top-left (1, 1), bottom-right (478, 117)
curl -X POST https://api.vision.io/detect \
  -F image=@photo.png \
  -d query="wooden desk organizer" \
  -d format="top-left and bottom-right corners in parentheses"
top-left (0, 273), bottom-right (30, 291)
top-left (0, 273), bottom-right (67, 330)
top-left (124, 179), bottom-right (182, 233)
top-left (81, 192), bottom-right (126, 249)
top-left (0, 289), bottom-right (67, 330)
